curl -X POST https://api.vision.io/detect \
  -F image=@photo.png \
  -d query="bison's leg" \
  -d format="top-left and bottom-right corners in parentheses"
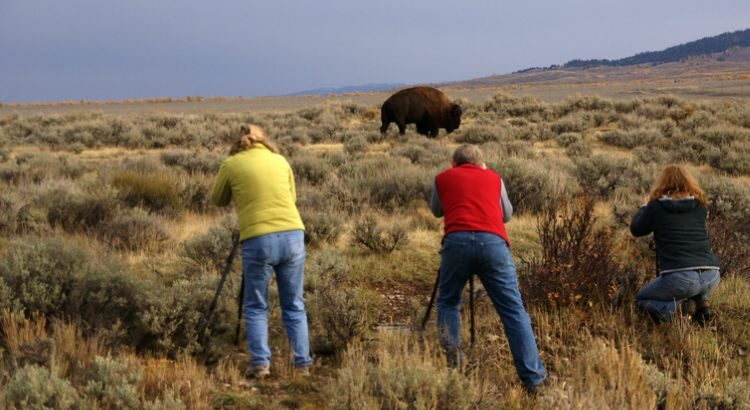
top-left (380, 120), bottom-right (390, 134)
top-left (396, 118), bottom-right (407, 135)
top-left (416, 122), bottom-right (428, 135)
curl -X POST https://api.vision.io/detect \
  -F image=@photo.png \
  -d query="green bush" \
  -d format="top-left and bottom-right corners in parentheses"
top-left (566, 139), bottom-right (593, 158)
top-left (98, 208), bottom-right (170, 251)
top-left (300, 209), bottom-right (344, 247)
top-left (555, 132), bottom-right (582, 147)
top-left (351, 214), bottom-right (409, 253)
top-left (42, 183), bottom-right (117, 232)
top-left (160, 151), bottom-right (222, 174)
top-left (291, 155), bottom-right (332, 186)
top-left (454, 125), bottom-right (508, 144)
top-left (573, 155), bottom-right (631, 198)
top-left (3, 365), bottom-right (81, 409)
top-left (344, 157), bottom-right (432, 211)
top-left (83, 356), bottom-right (141, 409)
top-left (181, 217), bottom-right (236, 274)
top-left (488, 158), bottom-right (554, 214)
top-left (112, 171), bottom-right (183, 214)
top-left (305, 251), bottom-right (382, 354)
top-left (343, 133), bottom-right (369, 156)
top-left (599, 129), bottom-right (662, 149)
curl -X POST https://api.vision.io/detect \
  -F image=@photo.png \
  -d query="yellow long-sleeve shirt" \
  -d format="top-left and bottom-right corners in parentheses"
top-left (210, 145), bottom-right (304, 241)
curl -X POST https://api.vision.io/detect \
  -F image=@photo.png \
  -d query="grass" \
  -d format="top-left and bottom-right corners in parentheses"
top-left (1, 92), bottom-right (750, 408)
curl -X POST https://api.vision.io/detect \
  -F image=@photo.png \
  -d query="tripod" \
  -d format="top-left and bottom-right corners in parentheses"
top-left (421, 269), bottom-right (477, 347)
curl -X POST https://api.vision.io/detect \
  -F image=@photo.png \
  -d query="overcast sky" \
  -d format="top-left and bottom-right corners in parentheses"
top-left (1, 0), bottom-right (749, 103)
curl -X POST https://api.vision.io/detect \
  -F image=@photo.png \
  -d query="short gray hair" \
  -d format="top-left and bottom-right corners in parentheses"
top-left (453, 144), bottom-right (483, 166)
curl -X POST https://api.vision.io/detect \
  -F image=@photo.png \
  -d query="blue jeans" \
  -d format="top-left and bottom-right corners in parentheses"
top-left (437, 231), bottom-right (546, 388)
top-left (636, 269), bottom-right (720, 322)
top-left (242, 230), bottom-right (311, 367)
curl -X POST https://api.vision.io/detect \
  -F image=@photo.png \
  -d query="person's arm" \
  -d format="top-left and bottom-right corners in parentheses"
top-left (500, 178), bottom-right (513, 223)
top-left (210, 161), bottom-right (232, 207)
top-left (630, 201), bottom-right (655, 237)
top-left (430, 179), bottom-right (443, 217)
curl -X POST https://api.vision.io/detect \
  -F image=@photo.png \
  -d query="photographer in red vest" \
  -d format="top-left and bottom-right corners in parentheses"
top-left (430, 144), bottom-right (546, 392)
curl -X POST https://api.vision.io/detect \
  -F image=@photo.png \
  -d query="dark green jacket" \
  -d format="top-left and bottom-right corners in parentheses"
top-left (630, 197), bottom-right (720, 273)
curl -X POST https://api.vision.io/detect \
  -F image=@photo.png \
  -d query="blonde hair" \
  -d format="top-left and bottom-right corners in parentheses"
top-left (230, 125), bottom-right (278, 155)
top-left (649, 164), bottom-right (707, 207)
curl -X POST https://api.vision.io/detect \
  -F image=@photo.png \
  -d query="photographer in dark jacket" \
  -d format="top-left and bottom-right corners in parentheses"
top-left (631, 165), bottom-right (720, 323)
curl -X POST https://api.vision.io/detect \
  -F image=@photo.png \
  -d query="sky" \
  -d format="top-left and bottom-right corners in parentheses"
top-left (1, 0), bottom-right (749, 103)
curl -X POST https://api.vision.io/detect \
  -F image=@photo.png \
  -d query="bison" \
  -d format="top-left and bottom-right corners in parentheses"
top-left (380, 86), bottom-right (462, 137)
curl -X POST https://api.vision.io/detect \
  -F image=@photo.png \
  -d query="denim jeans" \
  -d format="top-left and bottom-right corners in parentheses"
top-left (437, 231), bottom-right (546, 388)
top-left (636, 269), bottom-right (720, 322)
top-left (241, 230), bottom-right (311, 367)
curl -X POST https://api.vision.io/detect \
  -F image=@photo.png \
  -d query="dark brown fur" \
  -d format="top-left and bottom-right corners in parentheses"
top-left (380, 86), bottom-right (462, 137)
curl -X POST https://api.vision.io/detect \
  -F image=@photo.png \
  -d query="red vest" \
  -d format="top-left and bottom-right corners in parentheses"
top-left (435, 164), bottom-right (510, 245)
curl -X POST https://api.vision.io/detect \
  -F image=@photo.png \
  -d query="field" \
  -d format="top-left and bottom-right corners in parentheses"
top-left (1, 91), bottom-right (750, 409)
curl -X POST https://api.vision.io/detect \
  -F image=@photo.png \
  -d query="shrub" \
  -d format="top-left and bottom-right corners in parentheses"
top-left (181, 217), bottom-right (236, 274)
top-left (549, 116), bottom-right (586, 134)
top-left (291, 155), bottom-right (332, 186)
top-left (555, 132), bottom-right (582, 147)
top-left (392, 138), bottom-right (452, 166)
top-left (83, 356), bottom-right (141, 409)
top-left (43, 184), bottom-right (117, 232)
top-left (539, 340), bottom-right (657, 409)
top-left (708, 147), bottom-right (750, 176)
top-left (0, 237), bottom-right (148, 343)
top-left (343, 133), bottom-right (369, 156)
top-left (160, 151), bottom-right (221, 174)
top-left (329, 335), bottom-right (474, 410)
top-left (2, 365), bottom-right (81, 409)
top-left (112, 171), bottom-right (182, 214)
top-left (707, 218), bottom-right (750, 279)
top-left (345, 157), bottom-right (432, 211)
top-left (598, 129), bottom-right (662, 149)
top-left (351, 214), bottom-right (409, 253)
top-left (454, 125), bottom-right (508, 144)
top-left (487, 158), bottom-right (554, 214)
top-left (701, 176), bottom-right (750, 233)
top-left (305, 251), bottom-right (382, 354)
top-left (98, 208), bottom-right (170, 252)
top-left (300, 208), bottom-right (344, 247)
top-left (565, 139), bottom-right (593, 158)
top-left (520, 196), bottom-right (633, 307)
top-left (573, 155), bottom-right (630, 198)
top-left (482, 93), bottom-right (546, 119)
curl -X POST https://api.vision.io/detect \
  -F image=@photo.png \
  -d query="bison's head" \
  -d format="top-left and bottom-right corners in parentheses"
top-left (446, 104), bottom-right (462, 133)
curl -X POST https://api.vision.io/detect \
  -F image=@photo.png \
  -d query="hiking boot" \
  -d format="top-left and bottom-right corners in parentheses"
top-left (245, 364), bottom-right (270, 379)
top-left (693, 299), bottom-right (712, 324)
top-left (294, 366), bottom-right (311, 378)
top-left (524, 378), bottom-right (548, 395)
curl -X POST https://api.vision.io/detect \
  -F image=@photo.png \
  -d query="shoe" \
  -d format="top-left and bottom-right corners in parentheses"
top-left (245, 364), bottom-right (270, 379)
top-left (524, 378), bottom-right (548, 395)
top-left (294, 366), bottom-right (311, 378)
top-left (693, 300), bottom-right (712, 324)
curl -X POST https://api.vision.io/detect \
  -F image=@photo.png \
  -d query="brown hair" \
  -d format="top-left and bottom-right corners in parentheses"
top-left (453, 144), bottom-right (483, 166)
top-left (648, 164), bottom-right (706, 206)
top-left (229, 125), bottom-right (278, 155)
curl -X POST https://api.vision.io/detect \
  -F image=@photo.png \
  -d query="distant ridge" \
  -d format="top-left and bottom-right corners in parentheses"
top-left (286, 83), bottom-right (405, 96)
top-left (562, 28), bottom-right (750, 68)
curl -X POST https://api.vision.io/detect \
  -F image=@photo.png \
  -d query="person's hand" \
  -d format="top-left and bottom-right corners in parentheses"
top-left (481, 162), bottom-right (487, 170)
top-left (641, 195), bottom-right (650, 206)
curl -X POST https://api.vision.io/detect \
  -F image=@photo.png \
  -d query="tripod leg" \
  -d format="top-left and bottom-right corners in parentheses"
top-left (469, 275), bottom-right (476, 347)
top-left (235, 273), bottom-right (245, 345)
top-left (421, 268), bottom-right (441, 330)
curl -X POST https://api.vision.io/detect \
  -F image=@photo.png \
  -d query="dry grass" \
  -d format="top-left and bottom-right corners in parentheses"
top-left (2, 93), bottom-right (750, 409)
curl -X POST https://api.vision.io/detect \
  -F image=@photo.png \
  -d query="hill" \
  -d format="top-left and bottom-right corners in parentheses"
top-left (286, 82), bottom-right (405, 96)
top-left (563, 28), bottom-right (750, 68)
